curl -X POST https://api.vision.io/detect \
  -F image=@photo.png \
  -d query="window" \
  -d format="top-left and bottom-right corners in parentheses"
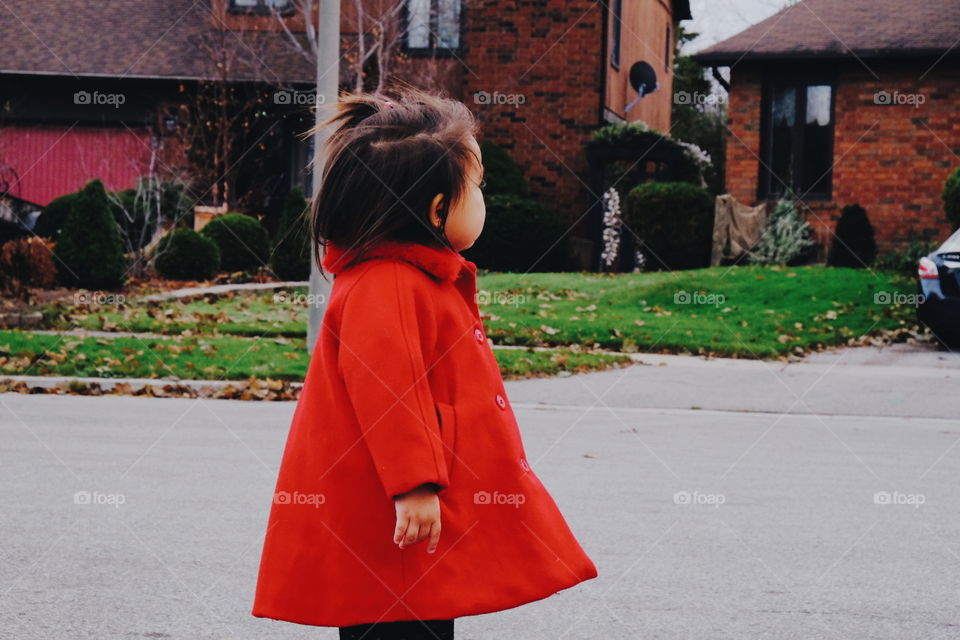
top-left (405, 0), bottom-right (462, 52)
top-left (610, 0), bottom-right (622, 69)
top-left (229, 0), bottom-right (293, 14)
top-left (760, 80), bottom-right (834, 200)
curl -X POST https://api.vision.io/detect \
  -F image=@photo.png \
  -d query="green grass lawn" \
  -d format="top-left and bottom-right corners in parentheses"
top-left (38, 265), bottom-right (919, 359)
top-left (0, 331), bottom-right (629, 381)
top-left (46, 289), bottom-right (306, 337)
top-left (478, 265), bottom-right (918, 358)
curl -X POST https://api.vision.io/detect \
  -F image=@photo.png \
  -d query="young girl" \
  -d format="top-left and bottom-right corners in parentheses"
top-left (252, 90), bottom-right (597, 639)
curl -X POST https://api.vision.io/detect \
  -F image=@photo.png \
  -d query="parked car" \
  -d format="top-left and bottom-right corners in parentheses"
top-left (917, 229), bottom-right (960, 345)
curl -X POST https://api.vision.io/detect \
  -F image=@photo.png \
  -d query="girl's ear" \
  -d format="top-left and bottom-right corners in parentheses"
top-left (429, 193), bottom-right (445, 229)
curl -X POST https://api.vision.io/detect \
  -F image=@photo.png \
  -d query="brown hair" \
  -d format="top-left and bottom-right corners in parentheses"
top-left (308, 88), bottom-right (479, 271)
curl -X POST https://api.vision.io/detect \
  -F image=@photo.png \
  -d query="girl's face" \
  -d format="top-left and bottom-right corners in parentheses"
top-left (430, 136), bottom-right (486, 252)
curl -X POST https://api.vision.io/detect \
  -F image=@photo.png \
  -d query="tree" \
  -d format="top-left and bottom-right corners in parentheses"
top-left (672, 25), bottom-right (726, 195)
top-left (54, 179), bottom-right (127, 289)
top-left (106, 134), bottom-right (194, 278)
top-left (163, 21), bottom-right (278, 211)
top-left (270, 187), bottom-right (311, 280)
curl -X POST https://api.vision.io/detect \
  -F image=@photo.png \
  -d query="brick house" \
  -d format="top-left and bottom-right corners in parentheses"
top-left (693, 0), bottom-right (960, 254)
top-left (454, 0), bottom-right (691, 264)
top-left (0, 0), bottom-right (317, 214)
top-left (1, 0), bottom-right (692, 263)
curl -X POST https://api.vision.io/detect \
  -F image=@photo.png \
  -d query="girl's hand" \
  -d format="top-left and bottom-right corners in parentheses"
top-left (393, 484), bottom-right (441, 553)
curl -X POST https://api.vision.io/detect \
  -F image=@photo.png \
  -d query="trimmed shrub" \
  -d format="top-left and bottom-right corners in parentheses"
top-left (0, 237), bottom-right (58, 297)
top-left (110, 188), bottom-right (152, 251)
top-left (34, 192), bottom-right (80, 239)
top-left (480, 141), bottom-right (528, 197)
top-left (0, 218), bottom-right (27, 247)
top-left (828, 204), bottom-right (876, 268)
top-left (623, 182), bottom-right (714, 270)
top-left (53, 179), bottom-right (127, 289)
top-left (270, 187), bottom-right (311, 280)
top-left (944, 165), bottom-right (960, 229)
top-left (462, 194), bottom-right (572, 272)
top-left (749, 199), bottom-right (816, 266)
top-left (200, 212), bottom-right (269, 272)
top-left (874, 240), bottom-right (938, 276)
top-left (155, 229), bottom-right (221, 281)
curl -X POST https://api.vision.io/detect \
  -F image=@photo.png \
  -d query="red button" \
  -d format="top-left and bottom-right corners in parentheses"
top-left (474, 328), bottom-right (484, 342)
top-left (495, 394), bottom-right (506, 409)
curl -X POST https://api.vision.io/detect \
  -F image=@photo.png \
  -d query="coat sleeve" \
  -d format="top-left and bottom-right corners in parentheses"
top-left (336, 263), bottom-right (450, 499)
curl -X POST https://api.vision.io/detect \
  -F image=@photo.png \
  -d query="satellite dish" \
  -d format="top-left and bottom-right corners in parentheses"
top-left (625, 61), bottom-right (659, 112)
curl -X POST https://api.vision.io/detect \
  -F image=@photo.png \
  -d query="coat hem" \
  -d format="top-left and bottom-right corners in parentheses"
top-left (250, 567), bottom-right (597, 628)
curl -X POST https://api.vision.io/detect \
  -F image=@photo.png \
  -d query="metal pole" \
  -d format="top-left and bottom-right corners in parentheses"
top-left (307, 0), bottom-right (340, 352)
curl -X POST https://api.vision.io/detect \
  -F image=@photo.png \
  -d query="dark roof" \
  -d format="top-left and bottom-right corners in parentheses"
top-left (674, 0), bottom-right (692, 22)
top-left (0, 0), bottom-right (316, 83)
top-left (693, 0), bottom-right (960, 65)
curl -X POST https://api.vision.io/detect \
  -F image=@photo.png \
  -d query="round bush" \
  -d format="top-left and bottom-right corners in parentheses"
top-left (462, 194), bottom-right (572, 272)
top-left (0, 237), bottom-right (58, 294)
top-left (34, 192), bottom-right (80, 239)
top-left (155, 229), bottom-right (221, 281)
top-left (623, 182), bottom-right (714, 270)
top-left (201, 212), bottom-right (269, 272)
top-left (480, 141), bottom-right (529, 198)
top-left (943, 165), bottom-right (960, 229)
top-left (53, 179), bottom-right (127, 289)
top-left (270, 187), bottom-right (311, 281)
top-left (828, 204), bottom-right (876, 268)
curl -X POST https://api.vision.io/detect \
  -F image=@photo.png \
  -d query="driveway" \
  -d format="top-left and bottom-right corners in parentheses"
top-left (1, 347), bottom-right (958, 639)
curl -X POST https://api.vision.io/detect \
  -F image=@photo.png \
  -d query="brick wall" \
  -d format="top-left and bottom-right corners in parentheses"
top-left (461, 0), bottom-right (606, 241)
top-left (725, 60), bottom-right (960, 254)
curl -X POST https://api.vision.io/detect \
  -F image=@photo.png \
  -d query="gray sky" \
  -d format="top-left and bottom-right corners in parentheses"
top-left (682, 0), bottom-right (796, 53)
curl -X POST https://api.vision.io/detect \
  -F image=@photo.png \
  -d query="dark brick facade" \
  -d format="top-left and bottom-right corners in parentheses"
top-left (724, 60), bottom-right (960, 254)
top-left (461, 1), bottom-right (606, 242)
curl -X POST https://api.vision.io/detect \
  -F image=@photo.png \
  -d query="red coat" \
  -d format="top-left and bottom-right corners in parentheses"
top-left (252, 240), bottom-right (597, 627)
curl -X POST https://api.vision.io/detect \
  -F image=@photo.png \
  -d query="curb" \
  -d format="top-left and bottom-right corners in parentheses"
top-left (139, 281), bottom-right (309, 302)
top-left (0, 374), bottom-right (302, 392)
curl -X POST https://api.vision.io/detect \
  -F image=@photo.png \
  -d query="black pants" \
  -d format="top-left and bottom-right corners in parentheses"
top-left (338, 619), bottom-right (454, 640)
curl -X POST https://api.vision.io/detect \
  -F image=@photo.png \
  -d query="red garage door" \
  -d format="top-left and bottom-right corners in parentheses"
top-left (0, 123), bottom-right (154, 206)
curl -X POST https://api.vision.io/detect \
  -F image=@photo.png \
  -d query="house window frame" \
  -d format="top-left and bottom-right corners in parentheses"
top-left (401, 0), bottom-right (465, 57)
top-left (610, 0), bottom-right (622, 70)
top-left (758, 70), bottom-right (836, 201)
top-left (227, 0), bottom-right (296, 16)
top-left (664, 23), bottom-right (671, 71)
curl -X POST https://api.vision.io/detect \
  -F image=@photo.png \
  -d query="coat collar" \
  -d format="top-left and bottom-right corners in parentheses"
top-left (321, 239), bottom-right (474, 283)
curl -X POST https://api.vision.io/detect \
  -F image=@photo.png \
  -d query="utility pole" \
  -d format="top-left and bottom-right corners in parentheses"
top-left (307, 0), bottom-right (341, 352)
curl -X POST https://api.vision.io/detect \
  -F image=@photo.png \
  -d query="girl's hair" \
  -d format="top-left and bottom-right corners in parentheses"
top-left (308, 88), bottom-right (479, 272)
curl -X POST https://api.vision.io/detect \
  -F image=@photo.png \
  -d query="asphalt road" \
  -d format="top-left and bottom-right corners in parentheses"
top-left (2, 347), bottom-right (958, 639)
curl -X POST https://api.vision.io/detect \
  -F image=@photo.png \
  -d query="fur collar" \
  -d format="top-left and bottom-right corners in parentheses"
top-left (321, 240), bottom-right (472, 283)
